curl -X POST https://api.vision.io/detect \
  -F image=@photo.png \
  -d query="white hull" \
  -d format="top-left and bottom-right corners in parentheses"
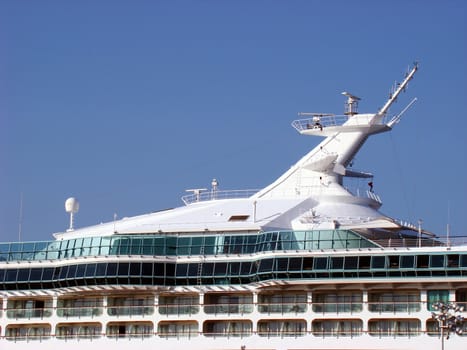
top-left (2, 334), bottom-right (464, 350)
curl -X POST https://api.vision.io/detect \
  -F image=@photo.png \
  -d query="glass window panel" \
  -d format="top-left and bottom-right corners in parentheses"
top-left (259, 259), bottom-right (273, 272)
top-left (460, 255), bottom-right (467, 268)
top-left (202, 263), bottom-right (213, 276)
top-left (312, 319), bottom-right (363, 336)
top-left (165, 263), bottom-right (175, 277)
top-left (5, 269), bottom-right (18, 282)
top-left (17, 269), bottom-right (30, 281)
top-left (67, 265), bottom-right (77, 279)
top-left (214, 263), bottom-right (227, 276)
top-left (303, 257), bottom-right (313, 271)
top-left (158, 321), bottom-right (198, 337)
top-left (59, 266), bottom-right (69, 279)
top-left (229, 262), bottom-right (240, 275)
top-left (203, 236), bottom-right (216, 255)
top-left (400, 255), bottom-right (414, 268)
top-left (187, 263), bottom-right (198, 277)
top-left (314, 257), bottom-right (328, 270)
top-left (288, 257), bottom-right (302, 271)
top-left (344, 256), bottom-right (358, 269)
top-left (29, 268), bottom-right (43, 281)
top-left (368, 319), bottom-right (420, 336)
top-left (447, 255), bottom-right (459, 268)
top-left (359, 256), bottom-right (371, 269)
top-left (416, 255), bottom-right (429, 268)
top-left (141, 263), bottom-right (153, 276)
top-left (177, 237), bottom-right (190, 255)
top-left (190, 237), bottom-right (203, 255)
top-left (427, 290), bottom-right (449, 311)
top-left (153, 263), bottom-right (165, 277)
top-left (240, 262), bottom-right (252, 275)
top-left (371, 256), bottom-right (386, 269)
top-left (276, 258), bottom-right (289, 271)
top-left (204, 320), bottom-right (252, 337)
top-left (95, 263), bottom-right (107, 277)
top-left (388, 256), bottom-right (399, 268)
top-left (257, 320), bottom-right (306, 337)
top-left (42, 268), bottom-right (54, 281)
top-left (166, 237), bottom-right (177, 255)
top-left (176, 264), bottom-right (187, 277)
top-left (129, 263), bottom-right (141, 276)
top-left (430, 255), bottom-right (445, 268)
top-left (117, 263), bottom-right (129, 276)
top-left (85, 264), bottom-right (97, 277)
top-left (106, 263), bottom-right (117, 276)
top-left (76, 264), bottom-right (86, 278)
top-left (154, 237), bottom-right (165, 255)
top-left (331, 257), bottom-right (344, 269)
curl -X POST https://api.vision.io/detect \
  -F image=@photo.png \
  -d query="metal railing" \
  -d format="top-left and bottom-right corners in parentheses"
top-left (181, 189), bottom-right (258, 205)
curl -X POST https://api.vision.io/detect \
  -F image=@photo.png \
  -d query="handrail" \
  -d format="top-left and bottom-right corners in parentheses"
top-left (181, 189), bottom-right (259, 205)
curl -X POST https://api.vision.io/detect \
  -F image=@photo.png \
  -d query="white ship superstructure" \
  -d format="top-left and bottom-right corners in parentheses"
top-left (0, 63), bottom-right (466, 350)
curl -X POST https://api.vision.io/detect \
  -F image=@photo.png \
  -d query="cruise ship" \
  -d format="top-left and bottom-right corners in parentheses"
top-left (1, 63), bottom-right (466, 350)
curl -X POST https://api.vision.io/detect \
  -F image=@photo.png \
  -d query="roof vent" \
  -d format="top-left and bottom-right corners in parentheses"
top-left (228, 215), bottom-right (250, 222)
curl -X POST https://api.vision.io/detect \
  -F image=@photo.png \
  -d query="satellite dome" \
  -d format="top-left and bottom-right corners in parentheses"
top-left (65, 197), bottom-right (80, 214)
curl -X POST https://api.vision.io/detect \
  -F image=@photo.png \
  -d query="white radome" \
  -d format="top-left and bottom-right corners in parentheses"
top-left (65, 197), bottom-right (79, 214)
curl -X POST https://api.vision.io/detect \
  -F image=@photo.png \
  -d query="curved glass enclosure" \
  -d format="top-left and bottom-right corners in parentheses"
top-left (0, 230), bottom-right (375, 262)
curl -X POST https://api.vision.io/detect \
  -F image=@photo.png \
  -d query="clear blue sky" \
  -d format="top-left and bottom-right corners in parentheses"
top-left (1, 0), bottom-right (466, 243)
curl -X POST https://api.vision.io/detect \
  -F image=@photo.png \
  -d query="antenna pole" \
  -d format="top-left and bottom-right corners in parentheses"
top-left (69, 212), bottom-right (74, 231)
top-left (447, 201), bottom-right (451, 247)
top-left (378, 63), bottom-right (418, 116)
top-left (18, 192), bottom-right (23, 242)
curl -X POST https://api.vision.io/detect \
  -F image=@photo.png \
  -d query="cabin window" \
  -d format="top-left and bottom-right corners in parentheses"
top-left (257, 319), bottom-right (306, 337)
top-left (460, 255), bottom-right (467, 268)
top-left (388, 256), bottom-right (399, 268)
top-left (314, 257), bottom-right (328, 270)
top-left (176, 264), bottom-right (188, 277)
top-left (344, 256), bottom-right (358, 269)
top-left (258, 292), bottom-right (307, 314)
top-left (159, 295), bottom-right (199, 316)
top-left (214, 262), bottom-right (227, 276)
top-left (259, 259), bottom-right (273, 272)
top-left (288, 257), bottom-right (302, 271)
top-left (430, 255), bottom-right (445, 268)
top-left (368, 319), bottom-right (420, 336)
top-left (358, 256), bottom-right (371, 269)
top-left (331, 257), bottom-right (344, 269)
top-left (204, 320), bottom-right (252, 337)
top-left (368, 291), bottom-right (420, 313)
top-left (29, 268), bottom-right (43, 281)
top-left (371, 256), bottom-right (386, 269)
top-left (447, 254), bottom-right (459, 268)
top-left (158, 321), bottom-right (198, 338)
top-left (416, 255), bottom-right (429, 268)
top-left (455, 289), bottom-right (467, 310)
top-left (427, 290), bottom-right (449, 311)
top-left (312, 291), bottom-right (363, 313)
top-left (312, 319), bottom-right (363, 336)
top-left (400, 255), bottom-right (414, 268)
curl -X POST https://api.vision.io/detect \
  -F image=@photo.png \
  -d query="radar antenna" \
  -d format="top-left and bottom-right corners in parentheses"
top-left (342, 92), bottom-right (361, 115)
top-left (65, 197), bottom-right (80, 231)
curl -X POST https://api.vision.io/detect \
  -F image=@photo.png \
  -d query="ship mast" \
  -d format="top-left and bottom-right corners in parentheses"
top-left (377, 62), bottom-right (418, 116)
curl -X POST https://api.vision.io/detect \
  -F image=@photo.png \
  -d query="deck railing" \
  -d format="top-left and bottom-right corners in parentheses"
top-left (181, 189), bottom-right (258, 205)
